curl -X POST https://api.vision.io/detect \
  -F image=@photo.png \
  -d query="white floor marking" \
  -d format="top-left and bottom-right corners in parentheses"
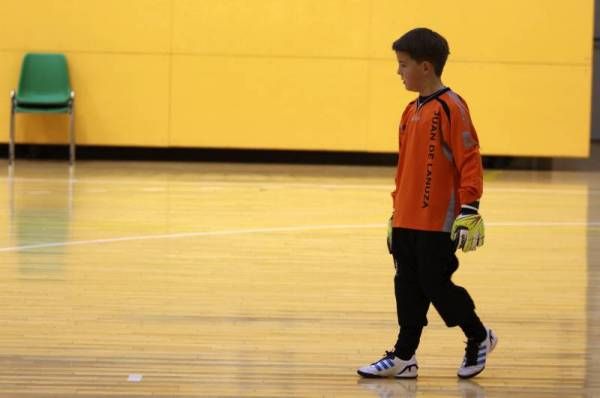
top-left (127, 374), bottom-right (143, 382)
top-left (0, 221), bottom-right (599, 253)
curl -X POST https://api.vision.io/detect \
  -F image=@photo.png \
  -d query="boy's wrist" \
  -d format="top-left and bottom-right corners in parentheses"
top-left (459, 201), bottom-right (479, 215)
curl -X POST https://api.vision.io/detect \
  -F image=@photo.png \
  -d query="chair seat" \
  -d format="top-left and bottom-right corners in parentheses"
top-left (15, 104), bottom-right (71, 113)
top-left (16, 92), bottom-right (71, 105)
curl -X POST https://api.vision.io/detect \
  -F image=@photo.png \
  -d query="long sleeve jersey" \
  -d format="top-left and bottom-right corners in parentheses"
top-left (391, 87), bottom-right (483, 232)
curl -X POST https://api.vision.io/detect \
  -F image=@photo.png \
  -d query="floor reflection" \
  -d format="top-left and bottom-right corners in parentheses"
top-left (7, 165), bottom-right (74, 276)
top-left (357, 378), bottom-right (486, 398)
top-left (587, 173), bottom-right (600, 392)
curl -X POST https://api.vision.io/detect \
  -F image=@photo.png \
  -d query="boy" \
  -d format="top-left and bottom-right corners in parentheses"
top-left (357, 28), bottom-right (497, 379)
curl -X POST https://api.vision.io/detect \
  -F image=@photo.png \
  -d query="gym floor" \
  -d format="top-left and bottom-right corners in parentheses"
top-left (0, 157), bottom-right (598, 397)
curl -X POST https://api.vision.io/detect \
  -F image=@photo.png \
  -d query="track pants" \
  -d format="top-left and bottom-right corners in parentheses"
top-left (391, 227), bottom-right (482, 358)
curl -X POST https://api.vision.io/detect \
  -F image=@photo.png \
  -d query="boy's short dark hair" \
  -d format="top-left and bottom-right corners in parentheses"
top-left (392, 28), bottom-right (450, 76)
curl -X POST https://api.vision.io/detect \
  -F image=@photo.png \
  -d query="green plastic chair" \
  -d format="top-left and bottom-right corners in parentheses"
top-left (10, 53), bottom-right (75, 165)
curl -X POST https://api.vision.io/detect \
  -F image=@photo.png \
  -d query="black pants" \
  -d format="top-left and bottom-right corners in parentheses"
top-left (392, 227), bottom-right (479, 357)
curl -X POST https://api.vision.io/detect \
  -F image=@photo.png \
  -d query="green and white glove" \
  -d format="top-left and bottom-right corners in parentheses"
top-left (450, 202), bottom-right (485, 252)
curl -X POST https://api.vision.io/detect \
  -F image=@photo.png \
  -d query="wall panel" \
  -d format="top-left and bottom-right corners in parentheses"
top-left (173, 0), bottom-right (370, 57)
top-left (0, 0), bottom-right (171, 53)
top-left (370, 0), bottom-right (593, 64)
top-left (171, 55), bottom-right (369, 150)
top-left (0, 1), bottom-right (593, 157)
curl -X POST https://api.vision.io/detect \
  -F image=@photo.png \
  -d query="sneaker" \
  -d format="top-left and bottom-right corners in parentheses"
top-left (357, 351), bottom-right (418, 379)
top-left (457, 328), bottom-right (498, 379)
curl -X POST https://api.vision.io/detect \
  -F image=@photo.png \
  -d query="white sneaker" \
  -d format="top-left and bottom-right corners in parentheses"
top-left (457, 327), bottom-right (498, 379)
top-left (357, 351), bottom-right (418, 379)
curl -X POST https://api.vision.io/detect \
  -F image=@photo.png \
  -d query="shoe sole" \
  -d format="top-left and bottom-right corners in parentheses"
top-left (357, 370), bottom-right (418, 379)
top-left (395, 374), bottom-right (418, 379)
top-left (357, 370), bottom-right (382, 378)
top-left (457, 367), bottom-right (485, 379)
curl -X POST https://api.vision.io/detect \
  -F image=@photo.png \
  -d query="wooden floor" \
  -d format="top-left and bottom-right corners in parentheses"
top-left (0, 160), bottom-right (599, 397)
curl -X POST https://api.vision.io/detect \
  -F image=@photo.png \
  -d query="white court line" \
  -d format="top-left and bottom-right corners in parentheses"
top-left (0, 221), bottom-right (599, 253)
top-left (490, 221), bottom-right (600, 227)
top-left (485, 187), bottom-right (592, 195)
top-left (0, 224), bottom-right (381, 253)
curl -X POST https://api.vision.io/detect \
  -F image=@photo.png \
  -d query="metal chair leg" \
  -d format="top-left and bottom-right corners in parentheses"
top-left (9, 92), bottom-right (15, 166)
top-left (68, 99), bottom-right (75, 166)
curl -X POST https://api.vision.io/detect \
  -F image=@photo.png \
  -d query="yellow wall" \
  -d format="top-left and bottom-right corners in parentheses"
top-left (0, 0), bottom-right (594, 156)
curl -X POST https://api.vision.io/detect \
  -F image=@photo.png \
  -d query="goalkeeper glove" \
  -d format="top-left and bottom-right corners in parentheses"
top-left (450, 202), bottom-right (485, 252)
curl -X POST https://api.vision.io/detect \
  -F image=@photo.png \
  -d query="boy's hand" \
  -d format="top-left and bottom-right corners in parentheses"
top-left (450, 204), bottom-right (484, 252)
top-left (387, 215), bottom-right (393, 254)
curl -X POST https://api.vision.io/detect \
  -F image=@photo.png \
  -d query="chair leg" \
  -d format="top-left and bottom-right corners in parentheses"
top-left (68, 102), bottom-right (75, 166)
top-left (9, 103), bottom-right (15, 166)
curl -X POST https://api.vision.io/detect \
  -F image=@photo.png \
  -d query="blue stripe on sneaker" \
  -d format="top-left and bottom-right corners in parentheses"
top-left (385, 359), bottom-right (394, 368)
top-left (375, 363), bottom-right (383, 371)
top-left (379, 361), bottom-right (389, 369)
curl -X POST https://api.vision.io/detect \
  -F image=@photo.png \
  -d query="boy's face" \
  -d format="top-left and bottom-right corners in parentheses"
top-left (395, 51), bottom-right (427, 92)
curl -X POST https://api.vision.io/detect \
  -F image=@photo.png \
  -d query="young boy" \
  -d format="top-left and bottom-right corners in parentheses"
top-left (357, 28), bottom-right (497, 379)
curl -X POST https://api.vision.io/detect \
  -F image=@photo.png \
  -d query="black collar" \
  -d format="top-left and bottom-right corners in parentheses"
top-left (416, 87), bottom-right (450, 109)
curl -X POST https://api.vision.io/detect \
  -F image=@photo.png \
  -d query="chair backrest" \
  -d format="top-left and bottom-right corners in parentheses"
top-left (16, 53), bottom-right (71, 106)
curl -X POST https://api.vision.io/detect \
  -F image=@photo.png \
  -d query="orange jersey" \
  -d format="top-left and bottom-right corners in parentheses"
top-left (392, 88), bottom-right (483, 232)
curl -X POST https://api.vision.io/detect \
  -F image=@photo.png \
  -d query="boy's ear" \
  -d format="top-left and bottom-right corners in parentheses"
top-left (421, 61), bottom-right (433, 74)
